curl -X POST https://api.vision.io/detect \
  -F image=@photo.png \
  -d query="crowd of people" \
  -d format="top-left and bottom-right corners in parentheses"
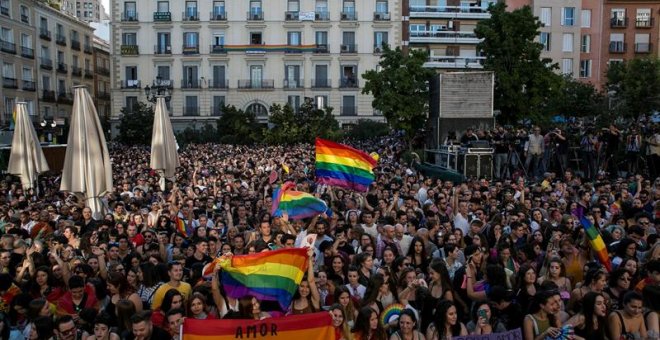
top-left (0, 131), bottom-right (659, 340)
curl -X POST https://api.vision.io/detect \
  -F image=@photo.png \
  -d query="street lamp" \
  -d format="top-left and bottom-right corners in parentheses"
top-left (144, 76), bottom-right (172, 103)
top-left (40, 119), bottom-right (57, 143)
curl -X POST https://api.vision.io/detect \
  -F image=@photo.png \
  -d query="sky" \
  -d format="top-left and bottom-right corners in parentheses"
top-left (102, 0), bottom-right (109, 14)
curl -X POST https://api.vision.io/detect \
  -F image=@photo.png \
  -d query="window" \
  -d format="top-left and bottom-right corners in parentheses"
top-left (122, 33), bottom-right (137, 45)
top-left (636, 9), bottom-right (651, 26)
top-left (284, 65), bottom-right (300, 87)
top-left (185, 1), bottom-right (197, 18)
top-left (315, 65), bottom-right (328, 87)
top-left (212, 1), bottom-right (225, 16)
top-left (157, 1), bottom-right (169, 12)
top-left (40, 17), bottom-right (47, 31)
top-left (315, 31), bottom-right (328, 45)
top-left (0, 0), bottom-right (10, 16)
top-left (610, 33), bottom-right (624, 52)
top-left (540, 7), bottom-right (551, 27)
top-left (20, 34), bottom-right (30, 48)
top-left (125, 96), bottom-right (138, 113)
top-left (374, 32), bottom-right (388, 50)
top-left (183, 32), bottom-right (198, 47)
top-left (539, 32), bottom-right (550, 51)
top-left (410, 24), bottom-right (426, 34)
top-left (57, 51), bottom-right (64, 64)
top-left (287, 95), bottom-right (300, 112)
top-left (42, 75), bottom-right (50, 90)
top-left (250, 1), bottom-right (262, 15)
top-left (20, 5), bottom-right (28, 23)
top-left (562, 33), bottom-right (573, 52)
top-left (342, 96), bottom-right (356, 116)
top-left (157, 65), bottom-right (170, 81)
top-left (342, 31), bottom-right (355, 46)
top-left (1, 27), bottom-right (13, 42)
top-left (343, 0), bottom-right (355, 13)
top-left (247, 102), bottom-right (268, 117)
top-left (611, 8), bottom-right (626, 26)
top-left (3, 62), bottom-right (15, 78)
top-left (376, 1), bottom-right (388, 14)
top-left (22, 67), bottom-right (32, 81)
top-left (212, 96), bottom-right (225, 115)
top-left (315, 95), bottom-right (328, 109)
top-left (561, 58), bottom-right (573, 75)
top-left (250, 65), bottom-right (263, 87)
top-left (581, 10), bottom-right (591, 28)
top-left (341, 65), bottom-right (357, 87)
top-left (562, 7), bottom-right (575, 26)
top-left (183, 65), bottom-right (198, 87)
top-left (124, 1), bottom-right (136, 17)
top-left (315, 0), bottom-right (327, 13)
top-left (41, 46), bottom-right (49, 59)
top-left (287, 32), bottom-right (301, 46)
top-left (157, 32), bottom-right (170, 52)
top-left (73, 55), bottom-right (79, 67)
top-left (212, 33), bottom-right (224, 46)
top-left (56, 24), bottom-right (63, 36)
top-left (581, 35), bottom-right (590, 53)
top-left (184, 96), bottom-right (198, 113)
top-left (579, 60), bottom-right (591, 78)
top-left (250, 32), bottom-right (262, 45)
top-left (212, 65), bottom-right (225, 87)
top-left (635, 34), bottom-right (650, 53)
top-left (288, 0), bottom-right (299, 12)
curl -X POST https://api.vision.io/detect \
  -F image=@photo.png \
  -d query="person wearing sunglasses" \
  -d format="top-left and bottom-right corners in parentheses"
top-left (54, 315), bottom-right (87, 340)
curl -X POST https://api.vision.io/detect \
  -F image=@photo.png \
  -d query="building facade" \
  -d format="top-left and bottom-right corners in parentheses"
top-left (578, 0), bottom-right (603, 87)
top-left (75, 0), bottom-right (104, 23)
top-left (109, 0), bottom-right (396, 131)
top-left (534, 0), bottom-right (583, 77)
top-left (93, 37), bottom-right (111, 122)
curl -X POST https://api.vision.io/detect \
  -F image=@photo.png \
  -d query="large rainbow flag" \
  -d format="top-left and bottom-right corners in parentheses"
top-left (271, 182), bottom-right (328, 220)
top-left (315, 138), bottom-right (377, 192)
top-left (182, 312), bottom-right (334, 340)
top-left (580, 217), bottom-right (612, 272)
top-left (203, 248), bottom-right (309, 309)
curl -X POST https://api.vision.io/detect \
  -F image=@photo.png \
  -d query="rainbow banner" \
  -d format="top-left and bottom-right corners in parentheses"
top-left (580, 217), bottom-right (612, 272)
top-left (173, 215), bottom-right (193, 238)
top-left (203, 248), bottom-right (309, 309)
top-left (315, 138), bottom-right (377, 192)
top-left (182, 312), bottom-right (334, 340)
top-left (271, 182), bottom-right (328, 220)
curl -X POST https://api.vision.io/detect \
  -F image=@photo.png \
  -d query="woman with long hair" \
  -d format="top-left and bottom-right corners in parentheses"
top-left (355, 252), bottom-right (374, 287)
top-left (291, 247), bottom-right (321, 314)
top-left (330, 303), bottom-right (353, 340)
top-left (566, 292), bottom-right (607, 340)
top-left (406, 237), bottom-right (429, 274)
top-left (29, 266), bottom-right (63, 303)
top-left (466, 301), bottom-right (506, 335)
top-left (608, 291), bottom-right (648, 340)
top-left (150, 289), bottom-right (184, 331)
top-left (106, 273), bottom-right (143, 313)
top-left (336, 286), bottom-right (358, 328)
top-left (331, 255), bottom-right (349, 284)
top-left (115, 299), bottom-right (135, 338)
top-left (538, 257), bottom-right (572, 305)
top-left (136, 262), bottom-right (163, 310)
top-left (390, 309), bottom-right (425, 340)
top-left (568, 268), bottom-right (607, 314)
top-left (362, 273), bottom-right (398, 315)
top-left (186, 292), bottom-right (215, 320)
top-left (426, 300), bottom-right (467, 339)
top-left (515, 264), bottom-right (540, 312)
top-left (352, 306), bottom-right (386, 340)
top-left (27, 316), bottom-right (54, 340)
top-left (522, 290), bottom-right (562, 340)
top-left (235, 295), bottom-right (271, 320)
top-left (604, 268), bottom-right (632, 312)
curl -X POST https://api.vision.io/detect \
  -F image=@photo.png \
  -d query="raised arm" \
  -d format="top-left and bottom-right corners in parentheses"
top-left (306, 247), bottom-right (321, 310)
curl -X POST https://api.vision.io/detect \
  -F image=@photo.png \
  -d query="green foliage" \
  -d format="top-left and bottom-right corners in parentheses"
top-left (175, 123), bottom-right (218, 145)
top-left (118, 102), bottom-right (154, 145)
top-left (544, 76), bottom-right (607, 118)
top-left (345, 119), bottom-right (390, 140)
top-left (265, 101), bottom-right (341, 144)
top-left (362, 45), bottom-right (434, 139)
top-left (216, 105), bottom-right (263, 145)
top-left (475, 3), bottom-right (562, 124)
top-left (607, 58), bottom-right (660, 119)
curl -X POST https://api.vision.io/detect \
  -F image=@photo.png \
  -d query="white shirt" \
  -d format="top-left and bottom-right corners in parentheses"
top-left (361, 223), bottom-right (379, 238)
top-left (396, 234), bottom-right (414, 256)
top-left (454, 212), bottom-right (469, 235)
top-left (345, 283), bottom-right (366, 299)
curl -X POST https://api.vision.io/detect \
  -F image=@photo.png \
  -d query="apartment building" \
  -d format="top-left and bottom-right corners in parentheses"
top-left (76, 0), bottom-right (104, 23)
top-left (406, 0), bottom-right (497, 70)
top-left (578, 0), bottom-right (603, 87)
top-left (110, 0), bottom-right (396, 131)
top-left (93, 37), bottom-right (111, 121)
top-left (534, 0), bottom-right (583, 76)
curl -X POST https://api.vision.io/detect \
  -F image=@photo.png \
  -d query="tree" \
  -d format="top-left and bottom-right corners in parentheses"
top-left (265, 101), bottom-right (341, 144)
top-left (607, 58), bottom-right (660, 119)
top-left (475, 3), bottom-right (562, 123)
top-left (345, 119), bottom-right (390, 140)
top-left (544, 76), bottom-right (606, 119)
top-left (118, 102), bottom-right (154, 145)
top-left (362, 45), bottom-right (434, 141)
top-left (216, 105), bottom-right (263, 144)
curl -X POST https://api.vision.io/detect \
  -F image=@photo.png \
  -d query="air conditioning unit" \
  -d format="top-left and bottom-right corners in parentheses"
top-left (341, 13), bottom-right (348, 20)
top-left (341, 45), bottom-right (350, 52)
top-left (286, 13), bottom-right (296, 20)
top-left (375, 13), bottom-right (382, 20)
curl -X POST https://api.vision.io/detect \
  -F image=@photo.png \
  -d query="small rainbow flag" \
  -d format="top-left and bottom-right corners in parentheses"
top-left (182, 312), bottom-right (334, 340)
top-left (203, 248), bottom-right (309, 310)
top-left (271, 182), bottom-right (328, 220)
top-left (173, 216), bottom-right (193, 238)
top-left (580, 217), bottom-right (612, 272)
top-left (315, 138), bottom-right (377, 192)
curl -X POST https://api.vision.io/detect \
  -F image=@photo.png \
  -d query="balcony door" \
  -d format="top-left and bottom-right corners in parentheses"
top-left (315, 65), bottom-right (327, 86)
top-left (250, 65), bottom-right (262, 88)
top-left (183, 66), bottom-right (198, 87)
top-left (285, 65), bottom-right (300, 87)
top-left (213, 65), bottom-right (225, 87)
top-left (157, 33), bottom-right (170, 52)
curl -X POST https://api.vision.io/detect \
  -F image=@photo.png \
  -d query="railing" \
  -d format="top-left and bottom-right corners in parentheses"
top-left (283, 79), bottom-right (303, 89)
top-left (39, 29), bottom-right (51, 40)
top-left (97, 92), bottom-right (111, 100)
top-left (56, 63), bottom-right (68, 73)
top-left (42, 90), bottom-right (56, 102)
top-left (311, 79), bottom-right (331, 88)
top-left (20, 14), bottom-right (29, 23)
top-left (183, 106), bottom-right (200, 116)
top-left (409, 30), bottom-right (481, 43)
top-left (95, 66), bottom-right (110, 76)
top-left (210, 105), bottom-right (224, 116)
top-left (340, 44), bottom-right (357, 53)
top-left (609, 42), bottom-right (626, 53)
top-left (121, 80), bottom-right (141, 89)
top-left (610, 17), bottom-right (628, 28)
top-left (154, 45), bottom-right (172, 54)
top-left (210, 11), bottom-right (227, 21)
top-left (40, 58), bottom-right (53, 70)
top-left (84, 44), bottom-right (93, 54)
top-left (208, 79), bottom-right (227, 89)
top-left (182, 11), bottom-right (199, 21)
top-left (182, 45), bottom-right (199, 54)
top-left (247, 11), bottom-right (264, 20)
top-left (153, 12), bottom-right (171, 22)
top-left (340, 106), bottom-right (358, 116)
top-left (340, 77), bottom-right (359, 88)
top-left (22, 80), bottom-right (36, 91)
top-left (71, 39), bottom-right (80, 50)
top-left (409, 5), bottom-right (491, 19)
top-left (121, 45), bottom-right (139, 55)
top-left (0, 6), bottom-right (8, 16)
top-left (238, 79), bottom-right (274, 89)
top-left (341, 11), bottom-right (357, 21)
top-left (374, 12), bottom-right (390, 20)
top-left (21, 46), bottom-right (34, 58)
top-left (424, 55), bottom-right (486, 69)
top-left (152, 79), bottom-right (173, 88)
top-left (315, 11), bottom-right (329, 21)
top-left (285, 11), bottom-right (299, 21)
top-left (2, 77), bottom-right (17, 89)
top-left (0, 40), bottom-right (16, 54)
top-left (636, 18), bottom-right (654, 28)
top-left (181, 79), bottom-right (201, 89)
top-left (635, 43), bottom-right (651, 53)
top-left (57, 92), bottom-right (73, 104)
top-left (55, 34), bottom-right (66, 45)
top-left (210, 44), bottom-right (227, 54)
top-left (71, 66), bottom-right (82, 76)
top-left (314, 44), bottom-right (329, 53)
top-left (121, 11), bottom-right (138, 22)
top-left (84, 70), bottom-right (94, 79)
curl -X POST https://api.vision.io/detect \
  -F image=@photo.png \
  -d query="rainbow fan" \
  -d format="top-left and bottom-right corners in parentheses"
top-left (380, 303), bottom-right (405, 327)
top-left (548, 325), bottom-right (575, 340)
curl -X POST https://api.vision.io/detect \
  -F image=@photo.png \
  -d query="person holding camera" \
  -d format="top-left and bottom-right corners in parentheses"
top-left (492, 126), bottom-right (509, 179)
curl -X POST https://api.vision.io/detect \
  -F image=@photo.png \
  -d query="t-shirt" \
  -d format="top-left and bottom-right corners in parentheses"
top-left (150, 281), bottom-right (192, 310)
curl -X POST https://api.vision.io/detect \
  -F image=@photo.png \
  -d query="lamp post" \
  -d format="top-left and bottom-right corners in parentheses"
top-left (40, 119), bottom-right (57, 143)
top-left (144, 76), bottom-right (172, 103)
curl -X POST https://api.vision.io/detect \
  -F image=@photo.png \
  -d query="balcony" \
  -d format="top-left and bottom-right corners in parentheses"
top-left (96, 92), bottom-right (111, 100)
top-left (314, 44), bottom-right (329, 53)
top-left (84, 44), bottom-right (93, 54)
top-left (57, 92), bottom-right (73, 104)
top-left (182, 11), bottom-right (199, 21)
top-left (210, 11), bottom-right (226, 21)
top-left (609, 42), bottom-right (626, 53)
top-left (121, 45), bottom-right (139, 55)
top-left (183, 106), bottom-right (200, 116)
top-left (374, 12), bottom-right (390, 21)
top-left (285, 11), bottom-right (299, 21)
top-left (409, 30), bottom-right (481, 44)
top-left (341, 106), bottom-right (358, 116)
top-left (340, 77), bottom-right (359, 88)
top-left (71, 66), bottom-right (82, 77)
top-left (153, 12), bottom-right (171, 22)
top-left (209, 79), bottom-right (227, 89)
top-left (341, 11), bottom-right (357, 21)
top-left (340, 44), bottom-right (357, 54)
top-left (55, 34), bottom-right (66, 46)
top-left (283, 79), bottom-right (303, 89)
top-left (238, 79), bottom-right (274, 89)
top-left (0, 6), bottom-right (8, 16)
top-left (95, 66), bottom-right (110, 76)
top-left (0, 40), bottom-right (16, 54)
top-left (121, 11), bottom-right (138, 22)
top-left (42, 90), bottom-right (56, 102)
top-left (152, 79), bottom-right (173, 88)
top-left (154, 45), bottom-right (172, 54)
top-left (424, 55), bottom-right (486, 69)
top-left (247, 11), bottom-right (264, 20)
top-left (40, 58), bottom-right (53, 70)
top-left (121, 80), bottom-right (141, 89)
top-left (315, 11), bottom-right (329, 21)
top-left (210, 105), bottom-right (224, 116)
top-left (84, 70), bottom-right (94, 79)
top-left (610, 17), bottom-right (628, 28)
top-left (56, 63), bottom-right (68, 74)
top-left (71, 39), bottom-right (80, 50)
top-left (635, 43), bottom-right (651, 54)
top-left (181, 79), bottom-right (201, 89)
top-left (636, 18), bottom-right (654, 28)
top-left (22, 80), bottom-right (36, 91)
top-left (285, 45), bottom-right (303, 53)
top-left (311, 79), bottom-right (331, 88)
top-left (210, 44), bottom-right (227, 54)
top-left (39, 29), bottom-right (51, 40)
top-left (182, 45), bottom-right (199, 55)
top-left (2, 77), bottom-right (17, 89)
top-left (409, 5), bottom-right (491, 19)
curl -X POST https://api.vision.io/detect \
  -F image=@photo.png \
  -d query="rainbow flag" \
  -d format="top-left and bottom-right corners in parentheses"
top-left (173, 216), bottom-right (193, 238)
top-left (315, 138), bottom-right (377, 192)
top-left (271, 182), bottom-right (328, 220)
top-left (182, 312), bottom-right (334, 340)
top-left (203, 248), bottom-right (309, 310)
top-left (580, 217), bottom-right (612, 272)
